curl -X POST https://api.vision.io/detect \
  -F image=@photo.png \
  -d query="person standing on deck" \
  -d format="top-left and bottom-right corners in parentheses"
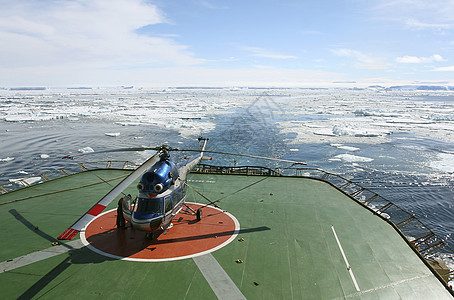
top-left (117, 196), bottom-right (126, 228)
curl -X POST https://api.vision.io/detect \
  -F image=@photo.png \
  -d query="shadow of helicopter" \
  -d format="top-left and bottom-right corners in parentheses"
top-left (9, 209), bottom-right (114, 300)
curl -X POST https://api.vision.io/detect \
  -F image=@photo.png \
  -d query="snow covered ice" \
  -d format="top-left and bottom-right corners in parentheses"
top-left (1, 87), bottom-right (453, 143)
top-left (329, 153), bottom-right (374, 163)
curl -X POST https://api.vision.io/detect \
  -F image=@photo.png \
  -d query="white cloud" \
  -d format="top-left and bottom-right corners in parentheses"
top-left (396, 54), bottom-right (444, 63)
top-left (331, 48), bottom-right (387, 70)
top-left (433, 65), bottom-right (454, 71)
top-left (0, 0), bottom-right (203, 71)
top-left (405, 18), bottom-right (452, 30)
top-left (371, 0), bottom-right (454, 31)
top-left (331, 49), bottom-right (369, 61)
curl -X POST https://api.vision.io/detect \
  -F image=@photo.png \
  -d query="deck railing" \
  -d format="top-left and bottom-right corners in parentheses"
top-left (1, 162), bottom-right (453, 286)
top-left (0, 161), bottom-right (138, 194)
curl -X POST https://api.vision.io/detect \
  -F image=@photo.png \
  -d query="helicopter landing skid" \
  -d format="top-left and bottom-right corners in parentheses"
top-left (182, 203), bottom-right (202, 221)
top-left (182, 203), bottom-right (197, 215)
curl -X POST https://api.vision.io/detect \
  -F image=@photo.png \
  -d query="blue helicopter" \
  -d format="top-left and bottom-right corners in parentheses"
top-left (58, 137), bottom-right (209, 241)
top-left (58, 137), bottom-right (306, 241)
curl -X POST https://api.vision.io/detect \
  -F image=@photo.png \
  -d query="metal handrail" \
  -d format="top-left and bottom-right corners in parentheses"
top-left (0, 160), bottom-right (139, 194)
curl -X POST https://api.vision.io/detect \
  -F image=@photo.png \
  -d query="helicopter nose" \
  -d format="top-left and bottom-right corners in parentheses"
top-left (154, 183), bottom-right (164, 193)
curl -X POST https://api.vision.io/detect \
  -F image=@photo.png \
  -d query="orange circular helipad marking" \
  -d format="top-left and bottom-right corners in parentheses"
top-left (80, 203), bottom-right (240, 262)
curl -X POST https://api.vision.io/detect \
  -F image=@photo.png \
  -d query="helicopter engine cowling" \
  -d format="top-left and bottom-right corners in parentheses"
top-left (137, 160), bottom-right (179, 195)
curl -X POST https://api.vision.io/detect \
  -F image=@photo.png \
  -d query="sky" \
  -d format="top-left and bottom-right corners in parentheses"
top-left (1, 0), bottom-right (454, 88)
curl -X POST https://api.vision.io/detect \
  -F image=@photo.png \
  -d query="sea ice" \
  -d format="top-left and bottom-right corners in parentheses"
top-left (9, 176), bottom-right (42, 186)
top-left (105, 132), bottom-right (120, 137)
top-left (40, 154), bottom-right (50, 159)
top-left (332, 124), bottom-right (392, 137)
top-left (2, 87), bottom-right (454, 143)
top-left (427, 114), bottom-right (454, 121)
top-left (429, 153), bottom-right (454, 173)
top-left (330, 144), bottom-right (360, 151)
top-left (78, 147), bottom-right (95, 153)
top-left (0, 157), bottom-right (15, 162)
top-left (329, 154), bottom-right (374, 163)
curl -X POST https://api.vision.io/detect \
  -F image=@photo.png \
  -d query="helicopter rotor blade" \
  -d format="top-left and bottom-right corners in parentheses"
top-left (62, 144), bottom-right (306, 165)
top-left (58, 150), bottom-right (162, 240)
top-left (62, 146), bottom-right (165, 159)
top-left (173, 149), bottom-right (307, 165)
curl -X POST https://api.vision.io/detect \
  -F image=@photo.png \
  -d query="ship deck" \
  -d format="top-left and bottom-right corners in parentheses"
top-left (0, 169), bottom-right (452, 299)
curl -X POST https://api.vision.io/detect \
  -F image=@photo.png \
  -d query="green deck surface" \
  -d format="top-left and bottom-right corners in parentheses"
top-left (0, 170), bottom-right (452, 299)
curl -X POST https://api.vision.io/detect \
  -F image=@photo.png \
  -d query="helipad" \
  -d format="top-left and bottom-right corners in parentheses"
top-left (80, 202), bottom-right (240, 262)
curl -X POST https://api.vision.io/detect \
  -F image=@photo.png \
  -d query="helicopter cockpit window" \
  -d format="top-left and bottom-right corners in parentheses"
top-left (136, 197), bottom-right (162, 214)
top-left (164, 196), bottom-right (173, 213)
top-left (172, 192), bottom-right (178, 206)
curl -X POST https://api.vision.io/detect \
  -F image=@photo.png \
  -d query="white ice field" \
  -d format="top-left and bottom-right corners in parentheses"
top-left (1, 87), bottom-right (454, 173)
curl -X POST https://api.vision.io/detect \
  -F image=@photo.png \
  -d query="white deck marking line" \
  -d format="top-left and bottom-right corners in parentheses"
top-left (0, 239), bottom-right (84, 273)
top-left (341, 274), bottom-right (432, 299)
top-left (331, 225), bottom-right (361, 292)
top-left (193, 253), bottom-right (246, 300)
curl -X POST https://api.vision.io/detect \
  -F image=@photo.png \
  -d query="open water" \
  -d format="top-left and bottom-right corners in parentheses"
top-left (0, 88), bottom-right (453, 272)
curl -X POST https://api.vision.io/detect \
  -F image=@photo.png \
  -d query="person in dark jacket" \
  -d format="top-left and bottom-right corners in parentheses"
top-left (116, 196), bottom-right (126, 228)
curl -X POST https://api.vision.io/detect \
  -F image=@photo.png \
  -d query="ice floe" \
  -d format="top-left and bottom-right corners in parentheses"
top-left (329, 154), bottom-right (374, 163)
top-left (78, 146), bottom-right (95, 153)
top-left (105, 132), bottom-right (120, 137)
top-left (2, 87), bottom-right (454, 143)
top-left (0, 157), bottom-right (15, 162)
top-left (330, 144), bottom-right (360, 151)
top-left (429, 153), bottom-right (454, 173)
top-left (9, 176), bottom-right (42, 186)
top-left (332, 124), bottom-right (392, 137)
